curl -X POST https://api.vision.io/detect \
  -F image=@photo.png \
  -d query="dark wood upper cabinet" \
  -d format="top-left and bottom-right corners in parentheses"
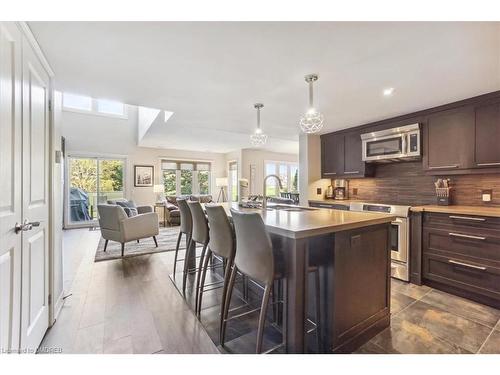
top-left (321, 131), bottom-right (374, 178)
top-left (321, 133), bottom-right (344, 177)
top-left (423, 107), bottom-right (475, 172)
top-left (321, 91), bottom-right (500, 177)
top-left (344, 132), bottom-right (364, 175)
top-left (475, 101), bottom-right (500, 168)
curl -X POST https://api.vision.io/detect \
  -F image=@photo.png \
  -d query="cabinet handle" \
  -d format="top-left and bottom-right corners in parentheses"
top-left (428, 165), bottom-right (459, 169)
top-left (344, 171), bottom-right (359, 174)
top-left (449, 215), bottom-right (486, 222)
top-left (324, 172), bottom-right (337, 175)
top-left (477, 162), bottom-right (500, 167)
top-left (449, 232), bottom-right (486, 241)
top-left (448, 259), bottom-right (486, 271)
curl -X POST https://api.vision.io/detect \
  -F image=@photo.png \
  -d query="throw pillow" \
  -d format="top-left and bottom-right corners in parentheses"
top-left (166, 196), bottom-right (178, 206)
top-left (165, 202), bottom-right (178, 211)
top-left (116, 200), bottom-right (138, 217)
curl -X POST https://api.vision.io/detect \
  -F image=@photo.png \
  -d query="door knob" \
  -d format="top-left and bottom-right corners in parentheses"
top-left (14, 219), bottom-right (40, 234)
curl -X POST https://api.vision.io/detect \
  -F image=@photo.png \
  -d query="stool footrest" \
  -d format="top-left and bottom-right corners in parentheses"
top-left (262, 343), bottom-right (284, 354)
top-left (225, 306), bottom-right (261, 322)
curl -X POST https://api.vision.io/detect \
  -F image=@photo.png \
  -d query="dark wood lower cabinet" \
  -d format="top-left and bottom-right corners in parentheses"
top-left (326, 224), bottom-right (391, 353)
top-left (421, 212), bottom-right (500, 309)
top-left (409, 211), bottom-right (423, 285)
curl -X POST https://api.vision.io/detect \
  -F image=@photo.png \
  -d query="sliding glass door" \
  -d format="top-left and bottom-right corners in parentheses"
top-left (67, 156), bottom-right (125, 226)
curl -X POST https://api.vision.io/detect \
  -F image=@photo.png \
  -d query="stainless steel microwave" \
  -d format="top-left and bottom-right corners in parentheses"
top-left (361, 123), bottom-right (421, 162)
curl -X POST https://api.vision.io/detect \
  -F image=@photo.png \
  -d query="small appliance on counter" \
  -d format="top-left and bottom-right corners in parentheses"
top-left (325, 184), bottom-right (334, 199)
top-left (435, 178), bottom-right (452, 205)
top-left (333, 179), bottom-right (348, 200)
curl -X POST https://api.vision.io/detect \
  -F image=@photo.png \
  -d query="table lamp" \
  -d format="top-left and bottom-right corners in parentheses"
top-left (154, 184), bottom-right (165, 203)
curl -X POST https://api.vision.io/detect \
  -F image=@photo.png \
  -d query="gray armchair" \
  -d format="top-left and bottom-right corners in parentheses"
top-left (97, 204), bottom-right (159, 257)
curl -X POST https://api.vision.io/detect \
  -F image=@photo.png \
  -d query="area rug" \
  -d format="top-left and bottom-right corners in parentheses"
top-left (94, 226), bottom-right (184, 262)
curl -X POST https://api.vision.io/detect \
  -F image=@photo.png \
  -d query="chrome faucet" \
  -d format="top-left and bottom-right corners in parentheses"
top-left (262, 174), bottom-right (283, 210)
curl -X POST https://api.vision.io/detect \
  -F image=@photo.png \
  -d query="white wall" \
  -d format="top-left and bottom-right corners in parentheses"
top-left (298, 134), bottom-right (330, 205)
top-left (240, 148), bottom-right (298, 195)
top-left (60, 103), bottom-right (226, 206)
top-left (50, 91), bottom-right (64, 321)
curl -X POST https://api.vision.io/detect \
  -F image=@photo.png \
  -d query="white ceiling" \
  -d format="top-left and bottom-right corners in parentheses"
top-left (30, 22), bottom-right (500, 154)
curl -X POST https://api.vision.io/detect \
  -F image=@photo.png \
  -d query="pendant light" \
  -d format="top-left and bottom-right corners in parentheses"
top-left (250, 103), bottom-right (267, 147)
top-left (299, 73), bottom-right (324, 134)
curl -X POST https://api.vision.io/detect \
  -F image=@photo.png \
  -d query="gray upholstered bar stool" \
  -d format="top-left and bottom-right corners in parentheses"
top-left (221, 209), bottom-right (286, 354)
top-left (173, 199), bottom-right (193, 293)
top-left (197, 205), bottom-right (236, 327)
top-left (186, 201), bottom-right (210, 306)
top-left (222, 209), bottom-right (321, 354)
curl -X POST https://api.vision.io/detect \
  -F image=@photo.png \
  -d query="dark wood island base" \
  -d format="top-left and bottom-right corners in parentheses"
top-left (275, 222), bottom-right (391, 353)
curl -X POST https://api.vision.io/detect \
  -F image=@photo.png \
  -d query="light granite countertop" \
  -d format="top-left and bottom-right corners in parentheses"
top-left (212, 202), bottom-right (395, 239)
top-left (410, 204), bottom-right (500, 218)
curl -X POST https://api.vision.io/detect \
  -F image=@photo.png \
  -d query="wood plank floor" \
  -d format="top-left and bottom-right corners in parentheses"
top-left (41, 228), bottom-right (500, 354)
top-left (40, 228), bottom-right (219, 354)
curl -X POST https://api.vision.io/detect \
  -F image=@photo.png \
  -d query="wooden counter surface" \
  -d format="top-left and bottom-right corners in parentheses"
top-left (410, 205), bottom-right (500, 218)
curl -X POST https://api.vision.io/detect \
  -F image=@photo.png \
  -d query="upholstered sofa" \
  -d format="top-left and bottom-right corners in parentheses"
top-left (161, 195), bottom-right (213, 225)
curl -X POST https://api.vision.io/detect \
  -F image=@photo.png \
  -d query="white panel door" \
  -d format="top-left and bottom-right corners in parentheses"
top-left (20, 34), bottom-right (50, 352)
top-left (0, 22), bottom-right (22, 354)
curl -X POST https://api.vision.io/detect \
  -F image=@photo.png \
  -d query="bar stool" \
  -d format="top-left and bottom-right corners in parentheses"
top-left (173, 199), bottom-right (193, 293)
top-left (186, 201), bottom-right (210, 308)
top-left (196, 205), bottom-right (236, 331)
top-left (221, 209), bottom-right (321, 354)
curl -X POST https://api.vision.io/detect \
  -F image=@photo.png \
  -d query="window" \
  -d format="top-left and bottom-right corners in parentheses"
top-left (97, 99), bottom-right (126, 116)
top-left (62, 92), bottom-right (128, 118)
top-left (264, 161), bottom-right (299, 195)
top-left (162, 162), bottom-right (177, 196)
top-left (161, 160), bottom-right (212, 196)
top-left (180, 163), bottom-right (194, 195)
top-left (265, 162), bottom-right (278, 196)
top-left (229, 161), bottom-right (238, 202)
top-left (63, 93), bottom-right (92, 111)
top-left (197, 163), bottom-right (210, 195)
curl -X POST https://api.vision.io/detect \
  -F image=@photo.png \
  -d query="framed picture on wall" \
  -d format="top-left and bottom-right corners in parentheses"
top-left (134, 165), bottom-right (154, 187)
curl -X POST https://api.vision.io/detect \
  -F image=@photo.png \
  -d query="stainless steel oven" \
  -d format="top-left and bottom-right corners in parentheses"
top-left (390, 217), bottom-right (408, 263)
top-left (361, 123), bottom-right (421, 162)
top-left (350, 202), bottom-right (410, 281)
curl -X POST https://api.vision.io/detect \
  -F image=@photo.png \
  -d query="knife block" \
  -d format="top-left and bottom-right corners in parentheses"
top-left (436, 187), bottom-right (452, 205)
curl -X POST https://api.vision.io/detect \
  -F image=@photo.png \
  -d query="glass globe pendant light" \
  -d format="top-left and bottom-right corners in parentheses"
top-left (250, 103), bottom-right (267, 147)
top-left (299, 73), bottom-right (324, 134)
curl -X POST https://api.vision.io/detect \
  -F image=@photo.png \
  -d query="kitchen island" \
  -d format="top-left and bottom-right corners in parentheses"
top-left (214, 203), bottom-right (396, 353)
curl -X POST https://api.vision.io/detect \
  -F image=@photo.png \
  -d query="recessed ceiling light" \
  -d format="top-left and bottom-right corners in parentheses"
top-left (383, 87), bottom-right (395, 96)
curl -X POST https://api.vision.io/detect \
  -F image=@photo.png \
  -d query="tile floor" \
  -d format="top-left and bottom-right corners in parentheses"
top-left (41, 228), bottom-right (500, 354)
top-left (356, 280), bottom-right (500, 354)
